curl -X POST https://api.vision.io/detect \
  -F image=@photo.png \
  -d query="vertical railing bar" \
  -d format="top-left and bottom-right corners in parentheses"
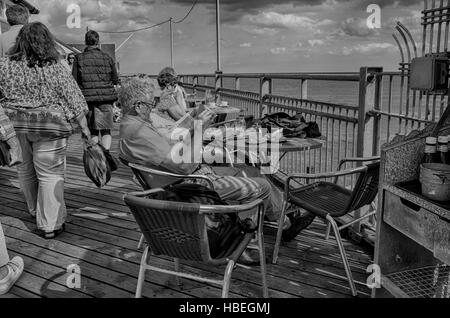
top-left (424, 0), bottom-right (429, 55)
top-left (430, 0), bottom-right (436, 54)
top-left (398, 72), bottom-right (405, 134)
top-left (437, 0), bottom-right (444, 52)
top-left (444, 0), bottom-right (450, 52)
top-left (387, 75), bottom-right (393, 141)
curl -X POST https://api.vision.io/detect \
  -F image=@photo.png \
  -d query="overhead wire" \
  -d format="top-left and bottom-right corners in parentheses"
top-left (93, 0), bottom-right (198, 34)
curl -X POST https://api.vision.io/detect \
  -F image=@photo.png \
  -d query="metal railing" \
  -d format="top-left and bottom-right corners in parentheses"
top-left (121, 66), bottom-right (444, 239)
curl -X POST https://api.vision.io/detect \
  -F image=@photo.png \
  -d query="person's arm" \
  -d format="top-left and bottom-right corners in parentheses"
top-left (160, 95), bottom-right (186, 121)
top-left (56, 64), bottom-right (93, 140)
top-left (71, 55), bottom-right (80, 84)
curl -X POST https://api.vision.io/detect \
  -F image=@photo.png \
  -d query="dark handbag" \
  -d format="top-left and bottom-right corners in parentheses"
top-left (98, 144), bottom-right (119, 172)
top-left (0, 141), bottom-right (10, 167)
top-left (83, 143), bottom-right (112, 188)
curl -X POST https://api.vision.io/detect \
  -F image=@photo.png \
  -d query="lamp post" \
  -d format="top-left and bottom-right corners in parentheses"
top-left (170, 17), bottom-right (174, 68)
top-left (215, 0), bottom-right (222, 97)
top-left (215, 0), bottom-right (221, 72)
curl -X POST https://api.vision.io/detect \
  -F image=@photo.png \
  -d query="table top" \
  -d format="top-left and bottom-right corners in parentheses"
top-left (279, 137), bottom-right (325, 153)
top-left (187, 104), bottom-right (241, 114)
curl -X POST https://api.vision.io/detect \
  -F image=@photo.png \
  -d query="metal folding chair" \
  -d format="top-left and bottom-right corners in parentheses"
top-left (123, 188), bottom-right (268, 298)
top-left (271, 157), bottom-right (380, 297)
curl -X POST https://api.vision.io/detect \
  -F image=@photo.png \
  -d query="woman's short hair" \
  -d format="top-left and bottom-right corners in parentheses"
top-left (85, 30), bottom-right (100, 46)
top-left (6, 5), bottom-right (29, 26)
top-left (157, 66), bottom-right (178, 89)
top-left (8, 22), bottom-right (60, 68)
top-left (118, 78), bottom-right (156, 116)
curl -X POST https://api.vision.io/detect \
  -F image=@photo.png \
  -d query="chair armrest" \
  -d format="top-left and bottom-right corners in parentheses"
top-left (208, 119), bottom-right (239, 129)
top-left (123, 188), bottom-right (165, 198)
top-left (337, 156), bottom-right (380, 171)
top-left (285, 166), bottom-right (368, 198)
top-left (199, 198), bottom-right (264, 215)
top-left (128, 163), bottom-right (215, 190)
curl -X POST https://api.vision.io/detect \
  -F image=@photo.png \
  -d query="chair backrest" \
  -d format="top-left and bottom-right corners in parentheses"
top-left (124, 193), bottom-right (209, 262)
top-left (346, 161), bottom-right (380, 213)
top-left (119, 157), bottom-right (179, 190)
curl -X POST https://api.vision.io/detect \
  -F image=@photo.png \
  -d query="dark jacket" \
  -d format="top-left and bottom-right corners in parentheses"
top-left (72, 46), bottom-right (119, 103)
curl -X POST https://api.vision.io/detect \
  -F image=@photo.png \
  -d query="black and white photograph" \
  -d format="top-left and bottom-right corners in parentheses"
top-left (0, 0), bottom-right (449, 305)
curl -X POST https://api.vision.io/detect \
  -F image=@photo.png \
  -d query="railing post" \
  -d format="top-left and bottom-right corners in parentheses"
top-left (357, 67), bottom-right (383, 159)
top-left (300, 79), bottom-right (308, 100)
top-left (193, 76), bottom-right (198, 96)
top-left (354, 66), bottom-right (383, 237)
top-left (215, 70), bottom-right (223, 102)
top-left (260, 76), bottom-right (272, 118)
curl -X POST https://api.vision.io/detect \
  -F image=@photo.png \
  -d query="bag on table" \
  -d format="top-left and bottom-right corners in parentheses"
top-left (259, 112), bottom-right (322, 138)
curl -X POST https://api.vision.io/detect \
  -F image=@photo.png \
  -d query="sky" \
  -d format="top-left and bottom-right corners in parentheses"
top-left (25, 0), bottom-right (427, 74)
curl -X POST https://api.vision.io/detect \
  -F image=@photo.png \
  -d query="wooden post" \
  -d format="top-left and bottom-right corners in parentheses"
top-left (260, 77), bottom-right (272, 118)
top-left (300, 79), bottom-right (308, 100)
top-left (193, 76), bottom-right (198, 96)
top-left (354, 66), bottom-right (383, 237)
top-left (358, 67), bottom-right (383, 159)
top-left (215, 71), bottom-right (223, 102)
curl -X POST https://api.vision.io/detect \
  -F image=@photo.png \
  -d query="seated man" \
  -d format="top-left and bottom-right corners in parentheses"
top-left (118, 78), bottom-right (304, 261)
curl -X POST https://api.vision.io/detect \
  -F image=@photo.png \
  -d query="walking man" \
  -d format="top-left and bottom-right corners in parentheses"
top-left (72, 30), bottom-right (119, 152)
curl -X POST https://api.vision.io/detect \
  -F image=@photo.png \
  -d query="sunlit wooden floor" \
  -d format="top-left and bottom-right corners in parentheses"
top-left (0, 128), bottom-right (373, 298)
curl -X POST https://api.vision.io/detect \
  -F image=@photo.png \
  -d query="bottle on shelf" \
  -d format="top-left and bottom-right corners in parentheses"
top-left (422, 137), bottom-right (440, 164)
top-left (234, 115), bottom-right (246, 138)
top-left (437, 135), bottom-right (450, 165)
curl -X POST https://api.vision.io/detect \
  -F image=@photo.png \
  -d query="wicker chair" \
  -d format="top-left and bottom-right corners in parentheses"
top-left (271, 157), bottom-right (380, 297)
top-left (120, 158), bottom-right (217, 249)
top-left (123, 188), bottom-right (268, 298)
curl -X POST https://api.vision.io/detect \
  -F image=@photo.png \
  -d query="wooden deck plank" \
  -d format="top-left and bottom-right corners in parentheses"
top-left (0, 130), bottom-right (374, 298)
top-left (0, 193), bottom-right (372, 289)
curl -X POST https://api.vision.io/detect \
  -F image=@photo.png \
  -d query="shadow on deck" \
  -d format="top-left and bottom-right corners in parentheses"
top-left (0, 129), bottom-right (373, 298)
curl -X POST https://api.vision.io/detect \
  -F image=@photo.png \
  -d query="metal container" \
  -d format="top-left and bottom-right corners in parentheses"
top-left (420, 163), bottom-right (450, 202)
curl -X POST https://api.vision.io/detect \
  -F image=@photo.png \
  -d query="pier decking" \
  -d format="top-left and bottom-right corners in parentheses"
top-left (0, 127), bottom-right (373, 298)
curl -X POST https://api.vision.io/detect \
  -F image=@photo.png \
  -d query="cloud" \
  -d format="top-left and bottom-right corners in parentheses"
top-left (169, 0), bottom-right (424, 23)
top-left (339, 17), bottom-right (377, 37)
top-left (308, 39), bottom-right (325, 47)
top-left (270, 47), bottom-right (287, 54)
top-left (239, 42), bottom-right (252, 48)
top-left (341, 42), bottom-right (396, 55)
top-left (246, 11), bottom-right (333, 30)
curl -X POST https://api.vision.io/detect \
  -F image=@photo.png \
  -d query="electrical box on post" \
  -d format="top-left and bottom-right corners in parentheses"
top-left (410, 55), bottom-right (449, 92)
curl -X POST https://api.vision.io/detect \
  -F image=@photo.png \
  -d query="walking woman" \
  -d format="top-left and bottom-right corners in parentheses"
top-left (0, 22), bottom-right (92, 239)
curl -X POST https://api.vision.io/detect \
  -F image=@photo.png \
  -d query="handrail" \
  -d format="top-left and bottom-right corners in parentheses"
top-left (178, 72), bottom-right (361, 82)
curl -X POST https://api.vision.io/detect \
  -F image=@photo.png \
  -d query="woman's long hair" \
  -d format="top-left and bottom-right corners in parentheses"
top-left (8, 22), bottom-right (60, 68)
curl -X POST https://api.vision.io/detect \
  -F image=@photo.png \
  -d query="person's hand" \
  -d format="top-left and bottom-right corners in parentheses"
top-left (81, 128), bottom-right (96, 147)
top-left (198, 109), bottom-right (217, 128)
top-left (6, 137), bottom-right (22, 167)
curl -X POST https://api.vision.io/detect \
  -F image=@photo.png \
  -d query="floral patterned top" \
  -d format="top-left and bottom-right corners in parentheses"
top-left (0, 58), bottom-right (88, 137)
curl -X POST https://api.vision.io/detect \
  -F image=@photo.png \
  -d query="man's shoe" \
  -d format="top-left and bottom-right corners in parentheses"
top-left (0, 256), bottom-right (24, 295)
top-left (237, 249), bottom-right (260, 266)
top-left (282, 212), bottom-right (316, 242)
